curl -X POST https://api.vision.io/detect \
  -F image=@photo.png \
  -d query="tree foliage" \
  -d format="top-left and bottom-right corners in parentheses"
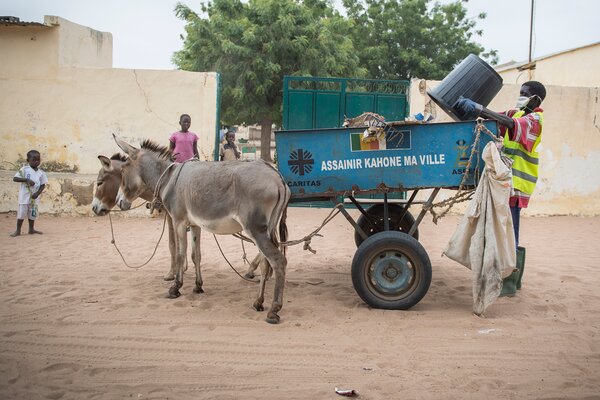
top-left (173, 0), bottom-right (497, 160)
top-left (173, 0), bottom-right (366, 160)
top-left (342, 0), bottom-right (497, 80)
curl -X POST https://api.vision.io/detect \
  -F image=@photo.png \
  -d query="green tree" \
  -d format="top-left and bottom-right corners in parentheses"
top-left (342, 0), bottom-right (497, 80)
top-left (174, 0), bottom-right (366, 161)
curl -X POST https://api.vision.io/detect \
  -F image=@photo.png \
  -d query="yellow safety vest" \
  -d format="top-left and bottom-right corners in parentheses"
top-left (502, 110), bottom-right (543, 195)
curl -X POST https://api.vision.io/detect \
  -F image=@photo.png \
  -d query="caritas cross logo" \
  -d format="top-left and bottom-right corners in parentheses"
top-left (288, 149), bottom-right (314, 176)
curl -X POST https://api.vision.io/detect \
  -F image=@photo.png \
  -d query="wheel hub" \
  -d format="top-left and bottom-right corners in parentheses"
top-left (372, 251), bottom-right (413, 293)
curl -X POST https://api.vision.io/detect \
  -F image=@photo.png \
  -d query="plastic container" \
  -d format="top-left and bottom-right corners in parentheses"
top-left (427, 54), bottom-right (503, 121)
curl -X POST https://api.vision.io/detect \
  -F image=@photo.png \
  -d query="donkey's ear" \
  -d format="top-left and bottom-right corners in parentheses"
top-left (113, 134), bottom-right (138, 158)
top-left (98, 155), bottom-right (113, 171)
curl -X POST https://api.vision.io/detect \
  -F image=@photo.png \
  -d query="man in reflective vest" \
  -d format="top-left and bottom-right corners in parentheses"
top-left (455, 81), bottom-right (546, 295)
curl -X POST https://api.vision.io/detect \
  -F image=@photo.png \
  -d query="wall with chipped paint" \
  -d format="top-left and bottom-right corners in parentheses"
top-left (0, 67), bottom-right (218, 215)
top-left (0, 67), bottom-right (219, 174)
top-left (0, 15), bottom-right (221, 216)
top-left (410, 80), bottom-right (600, 216)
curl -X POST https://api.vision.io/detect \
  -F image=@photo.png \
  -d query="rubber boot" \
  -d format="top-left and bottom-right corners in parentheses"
top-left (516, 246), bottom-right (526, 290)
top-left (500, 268), bottom-right (519, 297)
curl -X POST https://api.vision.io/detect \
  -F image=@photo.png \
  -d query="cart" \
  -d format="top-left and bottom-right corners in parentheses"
top-left (275, 119), bottom-right (498, 310)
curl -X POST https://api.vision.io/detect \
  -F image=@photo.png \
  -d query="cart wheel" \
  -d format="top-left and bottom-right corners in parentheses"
top-left (354, 204), bottom-right (418, 247)
top-left (351, 231), bottom-right (431, 310)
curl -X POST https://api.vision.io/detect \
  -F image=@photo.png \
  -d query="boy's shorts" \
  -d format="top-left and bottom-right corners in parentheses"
top-left (17, 204), bottom-right (38, 220)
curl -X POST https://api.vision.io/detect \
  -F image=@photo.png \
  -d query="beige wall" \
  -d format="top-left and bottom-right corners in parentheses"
top-left (47, 16), bottom-right (113, 69)
top-left (0, 16), bottom-right (112, 79)
top-left (0, 68), bottom-right (219, 174)
top-left (410, 80), bottom-right (600, 216)
top-left (0, 15), bottom-right (220, 216)
top-left (0, 67), bottom-right (219, 215)
top-left (0, 24), bottom-right (59, 78)
top-left (497, 43), bottom-right (600, 87)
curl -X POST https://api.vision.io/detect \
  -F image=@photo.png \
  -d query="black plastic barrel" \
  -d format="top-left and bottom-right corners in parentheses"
top-left (427, 54), bottom-right (503, 121)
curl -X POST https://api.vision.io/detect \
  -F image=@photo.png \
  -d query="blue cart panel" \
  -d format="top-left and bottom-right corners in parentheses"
top-left (275, 120), bottom-right (498, 198)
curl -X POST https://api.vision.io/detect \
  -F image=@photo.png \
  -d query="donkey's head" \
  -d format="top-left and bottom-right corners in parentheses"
top-left (113, 135), bottom-right (173, 204)
top-left (92, 154), bottom-right (130, 215)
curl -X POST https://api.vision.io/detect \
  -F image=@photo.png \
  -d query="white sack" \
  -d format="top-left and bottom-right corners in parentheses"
top-left (443, 141), bottom-right (516, 315)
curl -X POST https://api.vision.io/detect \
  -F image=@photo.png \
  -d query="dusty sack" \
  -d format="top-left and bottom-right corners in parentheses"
top-left (443, 141), bottom-right (516, 315)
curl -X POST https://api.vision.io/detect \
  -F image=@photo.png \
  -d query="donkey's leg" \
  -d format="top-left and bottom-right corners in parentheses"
top-left (252, 258), bottom-right (271, 311)
top-left (168, 221), bottom-right (188, 298)
top-left (252, 234), bottom-right (287, 324)
top-left (190, 226), bottom-right (203, 293)
top-left (164, 215), bottom-right (176, 281)
top-left (244, 253), bottom-right (262, 279)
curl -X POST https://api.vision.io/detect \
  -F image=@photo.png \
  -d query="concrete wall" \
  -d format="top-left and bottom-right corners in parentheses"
top-left (497, 43), bottom-right (600, 87)
top-left (0, 15), bottom-right (220, 216)
top-left (0, 67), bottom-right (218, 174)
top-left (410, 79), bottom-right (600, 216)
top-left (0, 22), bottom-right (60, 78)
top-left (0, 67), bottom-right (218, 215)
top-left (48, 15), bottom-right (113, 69)
top-left (0, 16), bottom-right (112, 79)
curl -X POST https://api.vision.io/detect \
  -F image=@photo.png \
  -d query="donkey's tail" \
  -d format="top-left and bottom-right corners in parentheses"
top-left (278, 205), bottom-right (289, 256)
top-left (269, 169), bottom-right (291, 256)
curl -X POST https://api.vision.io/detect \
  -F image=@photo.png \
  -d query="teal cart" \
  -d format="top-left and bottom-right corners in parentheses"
top-left (276, 119), bottom-right (498, 310)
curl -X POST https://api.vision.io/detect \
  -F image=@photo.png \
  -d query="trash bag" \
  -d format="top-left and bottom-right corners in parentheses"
top-left (443, 141), bottom-right (516, 315)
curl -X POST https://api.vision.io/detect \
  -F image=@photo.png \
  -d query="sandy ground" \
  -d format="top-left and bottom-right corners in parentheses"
top-left (0, 207), bottom-right (599, 400)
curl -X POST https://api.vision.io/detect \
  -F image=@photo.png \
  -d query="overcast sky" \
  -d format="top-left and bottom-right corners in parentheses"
top-left (3, 0), bottom-right (600, 71)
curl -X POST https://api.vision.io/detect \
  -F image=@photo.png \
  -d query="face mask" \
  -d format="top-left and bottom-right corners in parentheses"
top-left (515, 96), bottom-right (530, 109)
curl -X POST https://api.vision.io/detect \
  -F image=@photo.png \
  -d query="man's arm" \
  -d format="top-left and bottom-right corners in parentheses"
top-left (13, 176), bottom-right (34, 185)
top-left (479, 107), bottom-right (515, 130)
top-left (32, 184), bottom-right (45, 199)
top-left (454, 97), bottom-right (515, 130)
top-left (193, 141), bottom-right (199, 158)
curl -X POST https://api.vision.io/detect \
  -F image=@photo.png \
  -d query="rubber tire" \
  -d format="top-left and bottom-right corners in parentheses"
top-left (351, 231), bottom-right (431, 310)
top-left (354, 204), bottom-right (418, 248)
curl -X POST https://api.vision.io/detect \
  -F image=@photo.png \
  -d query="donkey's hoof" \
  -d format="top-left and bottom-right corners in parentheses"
top-left (266, 313), bottom-right (280, 324)
top-left (193, 286), bottom-right (204, 294)
top-left (253, 302), bottom-right (264, 312)
top-left (243, 272), bottom-right (255, 280)
top-left (163, 273), bottom-right (175, 281)
top-left (167, 289), bottom-right (181, 298)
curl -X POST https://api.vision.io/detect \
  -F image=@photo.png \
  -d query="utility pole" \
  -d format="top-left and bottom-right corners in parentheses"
top-left (528, 0), bottom-right (535, 79)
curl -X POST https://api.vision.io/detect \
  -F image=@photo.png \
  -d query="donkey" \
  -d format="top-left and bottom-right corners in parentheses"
top-left (92, 154), bottom-right (263, 281)
top-left (92, 153), bottom-right (193, 281)
top-left (114, 136), bottom-right (290, 324)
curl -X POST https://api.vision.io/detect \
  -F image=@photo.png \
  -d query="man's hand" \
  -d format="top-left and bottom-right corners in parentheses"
top-left (454, 97), bottom-right (483, 120)
top-left (27, 178), bottom-right (35, 186)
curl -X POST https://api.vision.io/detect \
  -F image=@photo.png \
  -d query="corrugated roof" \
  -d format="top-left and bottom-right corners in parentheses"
top-left (0, 16), bottom-right (47, 27)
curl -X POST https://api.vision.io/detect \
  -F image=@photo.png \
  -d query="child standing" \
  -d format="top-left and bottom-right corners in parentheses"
top-left (169, 114), bottom-right (199, 162)
top-left (219, 131), bottom-right (241, 161)
top-left (10, 150), bottom-right (48, 237)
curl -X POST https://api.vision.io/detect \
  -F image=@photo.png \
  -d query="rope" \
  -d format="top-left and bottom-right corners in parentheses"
top-left (213, 234), bottom-right (258, 283)
top-left (279, 203), bottom-right (343, 254)
top-left (227, 204), bottom-right (343, 254)
top-left (212, 204), bottom-right (344, 282)
top-left (107, 200), bottom-right (150, 212)
top-left (108, 210), bottom-right (168, 270)
top-left (424, 119), bottom-right (502, 224)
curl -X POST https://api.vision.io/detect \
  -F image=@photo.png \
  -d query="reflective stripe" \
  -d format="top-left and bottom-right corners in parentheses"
top-left (502, 110), bottom-right (543, 195)
top-left (512, 168), bottom-right (538, 184)
top-left (503, 147), bottom-right (539, 165)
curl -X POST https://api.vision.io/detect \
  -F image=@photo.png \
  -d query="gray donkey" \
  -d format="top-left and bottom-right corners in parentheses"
top-left (114, 136), bottom-right (290, 324)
